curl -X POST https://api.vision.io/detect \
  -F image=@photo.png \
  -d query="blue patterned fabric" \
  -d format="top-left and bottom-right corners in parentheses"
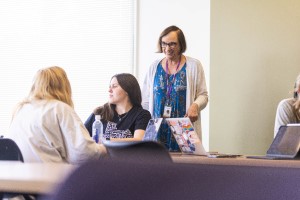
top-left (153, 63), bottom-right (187, 151)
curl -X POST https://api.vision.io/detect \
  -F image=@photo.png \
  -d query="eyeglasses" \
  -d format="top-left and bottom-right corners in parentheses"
top-left (161, 42), bottom-right (177, 48)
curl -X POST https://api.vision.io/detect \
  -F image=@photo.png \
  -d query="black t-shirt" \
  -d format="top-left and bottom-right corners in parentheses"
top-left (84, 106), bottom-right (151, 138)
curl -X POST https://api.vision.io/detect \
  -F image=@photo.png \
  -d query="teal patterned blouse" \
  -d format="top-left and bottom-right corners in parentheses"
top-left (153, 62), bottom-right (187, 151)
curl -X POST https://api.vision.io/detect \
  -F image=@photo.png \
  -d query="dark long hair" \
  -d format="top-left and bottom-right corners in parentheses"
top-left (93, 73), bottom-right (142, 121)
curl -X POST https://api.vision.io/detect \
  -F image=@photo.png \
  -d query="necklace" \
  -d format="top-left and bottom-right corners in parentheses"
top-left (117, 112), bottom-right (129, 122)
top-left (165, 56), bottom-right (181, 102)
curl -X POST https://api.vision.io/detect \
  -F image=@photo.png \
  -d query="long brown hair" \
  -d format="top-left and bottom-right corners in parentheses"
top-left (94, 73), bottom-right (142, 121)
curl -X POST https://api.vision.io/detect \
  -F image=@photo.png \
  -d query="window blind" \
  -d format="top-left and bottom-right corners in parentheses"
top-left (0, 0), bottom-right (135, 135)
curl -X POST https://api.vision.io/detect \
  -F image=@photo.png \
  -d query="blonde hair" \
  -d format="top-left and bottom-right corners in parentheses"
top-left (295, 74), bottom-right (300, 91)
top-left (14, 66), bottom-right (73, 116)
top-left (294, 74), bottom-right (300, 97)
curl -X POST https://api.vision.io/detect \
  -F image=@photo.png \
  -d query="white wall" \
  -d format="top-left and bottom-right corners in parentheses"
top-left (210, 0), bottom-right (300, 154)
top-left (136, 0), bottom-right (210, 150)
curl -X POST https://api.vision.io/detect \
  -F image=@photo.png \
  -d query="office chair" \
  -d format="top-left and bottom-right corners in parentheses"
top-left (0, 138), bottom-right (24, 162)
top-left (103, 141), bottom-right (173, 163)
top-left (0, 138), bottom-right (35, 200)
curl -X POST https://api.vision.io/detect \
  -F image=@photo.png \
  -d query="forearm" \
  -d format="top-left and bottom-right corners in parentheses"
top-left (193, 95), bottom-right (208, 111)
top-left (109, 129), bottom-right (145, 142)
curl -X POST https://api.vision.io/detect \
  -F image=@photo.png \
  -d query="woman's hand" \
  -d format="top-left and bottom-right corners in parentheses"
top-left (185, 103), bottom-right (199, 122)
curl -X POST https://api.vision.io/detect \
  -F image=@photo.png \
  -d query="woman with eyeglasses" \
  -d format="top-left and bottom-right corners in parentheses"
top-left (274, 73), bottom-right (300, 136)
top-left (85, 73), bottom-right (151, 142)
top-left (142, 25), bottom-right (208, 151)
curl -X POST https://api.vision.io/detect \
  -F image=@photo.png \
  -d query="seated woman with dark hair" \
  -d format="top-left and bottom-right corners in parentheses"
top-left (85, 73), bottom-right (151, 142)
top-left (274, 73), bottom-right (300, 136)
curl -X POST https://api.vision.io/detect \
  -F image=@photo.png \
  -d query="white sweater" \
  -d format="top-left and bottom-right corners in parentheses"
top-left (8, 99), bottom-right (104, 164)
top-left (274, 98), bottom-right (300, 137)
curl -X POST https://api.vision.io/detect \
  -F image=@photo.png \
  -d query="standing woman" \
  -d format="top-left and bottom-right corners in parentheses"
top-left (142, 25), bottom-right (208, 151)
top-left (8, 66), bottom-right (105, 164)
top-left (85, 73), bottom-right (151, 141)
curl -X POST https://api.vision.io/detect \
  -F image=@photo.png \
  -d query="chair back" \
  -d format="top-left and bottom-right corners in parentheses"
top-left (104, 141), bottom-right (172, 163)
top-left (0, 138), bottom-right (24, 162)
top-left (46, 159), bottom-right (300, 200)
top-left (0, 138), bottom-right (29, 199)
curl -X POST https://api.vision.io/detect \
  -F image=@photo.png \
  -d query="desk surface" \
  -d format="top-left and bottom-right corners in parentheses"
top-left (0, 161), bottom-right (75, 194)
top-left (171, 153), bottom-right (300, 168)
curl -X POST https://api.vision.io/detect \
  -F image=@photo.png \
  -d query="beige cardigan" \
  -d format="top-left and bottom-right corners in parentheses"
top-left (141, 56), bottom-right (208, 139)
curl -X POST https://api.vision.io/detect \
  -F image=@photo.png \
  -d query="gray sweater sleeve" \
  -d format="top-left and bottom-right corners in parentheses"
top-left (274, 98), bottom-right (298, 137)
